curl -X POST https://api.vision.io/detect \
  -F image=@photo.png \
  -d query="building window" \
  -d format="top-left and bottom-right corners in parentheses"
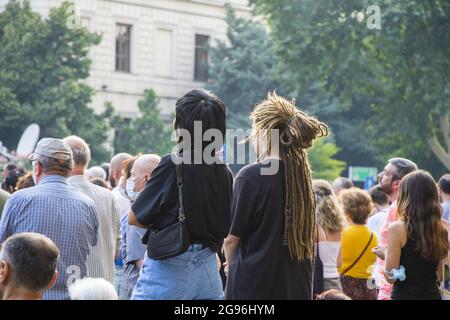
top-left (194, 34), bottom-right (209, 82)
top-left (155, 29), bottom-right (173, 77)
top-left (81, 17), bottom-right (91, 30)
top-left (116, 24), bottom-right (132, 73)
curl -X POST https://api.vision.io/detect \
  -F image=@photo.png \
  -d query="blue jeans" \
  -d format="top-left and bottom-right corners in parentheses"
top-left (115, 264), bottom-right (126, 300)
top-left (131, 244), bottom-right (224, 300)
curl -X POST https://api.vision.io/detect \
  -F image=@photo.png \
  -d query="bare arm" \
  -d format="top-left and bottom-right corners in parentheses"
top-left (135, 259), bottom-right (144, 270)
top-left (337, 248), bottom-right (342, 269)
top-left (223, 234), bottom-right (240, 267)
top-left (384, 222), bottom-right (404, 284)
top-left (128, 209), bottom-right (146, 228)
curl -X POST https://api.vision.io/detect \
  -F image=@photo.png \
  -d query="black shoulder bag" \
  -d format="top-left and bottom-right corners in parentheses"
top-left (145, 159), bottom-right (191, 260)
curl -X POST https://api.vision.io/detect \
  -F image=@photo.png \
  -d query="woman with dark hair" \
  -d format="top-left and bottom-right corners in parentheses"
top-left (223, 92), bottom-right (328, 300)
top-left (2, 167), bottom-right (25, 194)
top-left (128, 89), bottom-right (233, 300)
top-left (385, 170), bottom-right (449, 300)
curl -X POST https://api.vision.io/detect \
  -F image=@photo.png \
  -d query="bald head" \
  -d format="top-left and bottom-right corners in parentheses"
top-left (109, 153), bottom-right (132, 188)
top-left (63, 135), bottom-right (91, 168)
top-left (110, 153), bottom-right (132, 171)
top-left (133, 154), bottom-right (161, 176)
top-left (130, 154), bottom-right (161, 193)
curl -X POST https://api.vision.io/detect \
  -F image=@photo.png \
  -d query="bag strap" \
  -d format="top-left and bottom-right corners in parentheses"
top-left (175, 156), bottom-right (185, 222)
top-left (316, 226), bottom-right (320, 259)
top-left (341, 232), bottom-right (374, 276)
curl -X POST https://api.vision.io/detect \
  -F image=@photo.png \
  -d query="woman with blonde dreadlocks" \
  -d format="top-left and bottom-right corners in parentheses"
top-left (223, 92), bottom-right (328, 300)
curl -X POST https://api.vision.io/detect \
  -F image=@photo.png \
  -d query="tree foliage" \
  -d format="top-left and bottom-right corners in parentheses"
top-left (208, 5), bottom-right (347, 176)
top-left (308, 135), bottom-right (346, 181)
top-left (250, 0), bottom-right (450, 175)
top-left (0, 0), bottom-right (110, 163)
top-left (108, 89), bottom-right (173, 156)
top-left (207, 5), bottom-right (287, 129)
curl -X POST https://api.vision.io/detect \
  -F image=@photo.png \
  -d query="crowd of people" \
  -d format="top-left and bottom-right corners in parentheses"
top-left (0, 89), bottom-right (449, 300)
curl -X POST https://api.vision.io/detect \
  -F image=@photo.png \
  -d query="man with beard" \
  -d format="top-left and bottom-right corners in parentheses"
top-left (108, 152), bottom-right (131, 298)
top-left (109, 153), bottom-right (132, 217)
top-left (372, 158), bottom-right (417, 300)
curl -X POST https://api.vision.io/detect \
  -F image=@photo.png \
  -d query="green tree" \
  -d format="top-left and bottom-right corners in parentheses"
top-left (308, 135), bottom-right (346, 181)
top-left (207, 5), bottom-right (288, 129)
top-left (110, 89), bottom-right (173, 156)
top-left (0, 0), bottom-right (109, 163)
top-left (208, 6), bottom-right (345, 176)
top-left (250, 0), bottom-right (450, 175)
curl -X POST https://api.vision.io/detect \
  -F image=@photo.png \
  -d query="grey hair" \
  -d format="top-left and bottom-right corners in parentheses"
top-left (332, 177), bottom-right (353, 190)
top-left (64, 135), bottom-right (91, 167)
top-left (37, 154), bottom-right (73, 177)
top-left (0, 233), bottom-right (59, 292)
top-left (86, 166), bottom-right (107, 181)
top-left (69, 278), bottom-right (118, 300)
top-left (388, 157), bottom-right (418, 181)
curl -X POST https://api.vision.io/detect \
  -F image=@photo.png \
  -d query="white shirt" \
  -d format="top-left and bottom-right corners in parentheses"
top-left (318, 241), bottom-right (341, 279)
top-left (367, 208), bottom-right (389, 241)
top-left (112, 186), bottom-right (131, 218)
top-left (68, 176), bottom-right (121, 284)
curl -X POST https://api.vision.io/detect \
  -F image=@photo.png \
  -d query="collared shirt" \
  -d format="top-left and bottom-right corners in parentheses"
top-left (0, 175), bottom-right (99, 300)
top-left (67, 175), bottom-right (121, 285)
top-left (119, 210), bottom-right (146, 265)
top-left (125, 217), bottom-right (147, 264)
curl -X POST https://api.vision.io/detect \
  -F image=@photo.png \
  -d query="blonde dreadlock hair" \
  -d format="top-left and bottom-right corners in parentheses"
top-left (249, 92), bottom-right (328, 260)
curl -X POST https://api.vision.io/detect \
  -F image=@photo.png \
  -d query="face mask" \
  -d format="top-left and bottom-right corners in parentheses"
top-left (126, 178), bottom-right (140, 202)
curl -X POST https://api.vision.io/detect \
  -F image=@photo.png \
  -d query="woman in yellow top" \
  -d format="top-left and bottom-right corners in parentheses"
top-left (338, 187), bottom-right (378, 300)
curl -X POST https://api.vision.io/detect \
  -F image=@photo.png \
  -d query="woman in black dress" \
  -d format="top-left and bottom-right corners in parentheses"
top-left (223, 92), bottom-right (328, 300)
top-left (385, 170), bottom-right (448, 300)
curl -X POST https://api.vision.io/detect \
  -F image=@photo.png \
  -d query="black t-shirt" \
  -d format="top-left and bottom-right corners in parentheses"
top-left (225, 159), bottom-right (313, 300)
top-left (132, 154), bottom-right (233, 253)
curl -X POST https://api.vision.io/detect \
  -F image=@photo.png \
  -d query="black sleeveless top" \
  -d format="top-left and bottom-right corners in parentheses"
top-left (392, 238), bottom-right (441, 300)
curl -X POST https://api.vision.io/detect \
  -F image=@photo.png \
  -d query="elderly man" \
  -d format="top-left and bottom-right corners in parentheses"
top-left (0, 138), bottom-right (99, 300)
top-left (86, 166), bottom-right (107, 182)
top-left (108, 152), bottom-right (132, 297)
top-left (69, 278), bottom-right (118, 300)
top-left (64, 135), bottom-right (121, 285)
top-left (0, 233), bottom-right (59, 300)
top-left (120, 154), bottom-right (160, 299)
top-left (109, 153), bottom-right (132, 216)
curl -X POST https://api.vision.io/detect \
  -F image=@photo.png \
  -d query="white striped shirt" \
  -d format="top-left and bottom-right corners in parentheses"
top-left (68, 175), bottom-right (121, 285)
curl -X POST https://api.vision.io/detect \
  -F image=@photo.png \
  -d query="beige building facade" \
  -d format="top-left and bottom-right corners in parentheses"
top-left (0, 0), bottom-right (250, 120)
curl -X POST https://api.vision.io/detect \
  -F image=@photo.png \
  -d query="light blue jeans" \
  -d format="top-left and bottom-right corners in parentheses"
top-left (115, 264), bottom-right (126, 300)
top-left (131, 244), bottom-right (224, 300)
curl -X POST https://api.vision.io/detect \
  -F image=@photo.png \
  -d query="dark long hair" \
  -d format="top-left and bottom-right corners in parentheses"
top-left (174, 89), bottom-right (226, 155)
top-left (397, 170), bottom-right (448, 261)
